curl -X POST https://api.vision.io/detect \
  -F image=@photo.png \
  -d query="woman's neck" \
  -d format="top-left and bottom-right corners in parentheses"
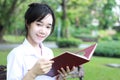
top-left (26, 37), bottom-right (40, 48)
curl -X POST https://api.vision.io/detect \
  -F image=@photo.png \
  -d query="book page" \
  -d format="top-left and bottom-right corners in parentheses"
top-left (74, 43), bottom-right (97, 60)
top-left (83, 43), bottom-right (97, 60)
top-left (67, 51), bottom-right (87, 60)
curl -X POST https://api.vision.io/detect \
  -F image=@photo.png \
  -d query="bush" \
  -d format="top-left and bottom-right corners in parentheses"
top-left (112, 32), bottom-right (120, 40)
top-left (75, 34), bottom-right (98, 42)
top-left (3, 35), bottom-right (24, 43)
top-left (72, 27), bottom-right (91, 37)
top-left (45, 36), bottom-right (57, 41)
top-left (94, 41), bottom-right (120, 58)
top-left (56, 38), bottom-right (82, 48)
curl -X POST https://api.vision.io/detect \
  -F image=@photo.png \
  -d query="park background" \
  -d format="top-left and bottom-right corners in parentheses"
top-left (0, 0), bottom-right (120, 80)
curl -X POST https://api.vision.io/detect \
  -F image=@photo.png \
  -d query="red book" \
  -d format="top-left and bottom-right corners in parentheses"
top-left (46, 43), bottom-right (97, 77)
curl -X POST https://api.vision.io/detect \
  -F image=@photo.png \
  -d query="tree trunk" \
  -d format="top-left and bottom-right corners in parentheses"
top-left (61, 0), bottom-right (66, 20)
top-left (61, 0), bottom-right (69, 38)
top-left (0, 24), bottom-right (5, 43)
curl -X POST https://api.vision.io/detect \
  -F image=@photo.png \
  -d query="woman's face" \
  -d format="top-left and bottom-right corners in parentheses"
top-left (27, 14), bottom-right (53, 46)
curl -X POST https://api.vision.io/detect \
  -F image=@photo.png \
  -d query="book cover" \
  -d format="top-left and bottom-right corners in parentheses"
top-left (46, 43), bottom-right (97, 77)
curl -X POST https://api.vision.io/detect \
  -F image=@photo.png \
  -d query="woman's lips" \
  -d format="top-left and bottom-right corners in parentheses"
top-left (37, 34), bottom-right (45, 39)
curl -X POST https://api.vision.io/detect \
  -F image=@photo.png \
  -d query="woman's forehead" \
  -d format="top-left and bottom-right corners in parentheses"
top-left (38, 14), bottom-right (53, 25)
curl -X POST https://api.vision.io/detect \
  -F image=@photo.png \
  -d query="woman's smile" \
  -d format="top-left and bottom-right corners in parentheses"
top-left (36, 34), bottom-right (45, 39)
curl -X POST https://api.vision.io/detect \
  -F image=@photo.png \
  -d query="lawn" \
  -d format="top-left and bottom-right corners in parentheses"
top-left (0, 48), bottom-right (120, 80)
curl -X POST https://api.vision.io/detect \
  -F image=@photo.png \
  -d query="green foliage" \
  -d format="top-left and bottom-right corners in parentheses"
top-left (45, 36), bottom-right (57, 41)
top-left (0, 0), bottom-right (25, 28)
top-left (56, 38), bottom-right (82, 48)
top-left (95, 41), bottom-right (120, 58)
top-left (71, 27), bottom-right (98, 42)
top-left (61, 18), bottom-right (71, 38)
top-left (112, 32), bottom-right (120, 40)
top-left (99, 36), bottom-right (112, 41)
top-left (72, 27), bottom-right (91, 37)
top-left (0, 0), bottom-right (119, 43)
top-left (98, 29), bottom-right (118, 41)
top-left (67, 0), bottom-right (95, 27)
top-left (0, 0), bottom-right (43, 35)
top-left (98, 0), bottom-right (117, 29)
top-left (3, 35), bottom-right (25, 43)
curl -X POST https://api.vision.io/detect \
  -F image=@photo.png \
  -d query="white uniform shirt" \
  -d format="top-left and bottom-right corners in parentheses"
top-left (7, 39), bottom-right (56, 80)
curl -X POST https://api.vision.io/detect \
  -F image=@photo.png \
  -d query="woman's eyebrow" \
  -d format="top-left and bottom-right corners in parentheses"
top-left (48, 23), bottom-right (52, 26)
top-left (39, 21), bottom-right (43, 23)
top-left (38, 21), bottom-right (52, 26)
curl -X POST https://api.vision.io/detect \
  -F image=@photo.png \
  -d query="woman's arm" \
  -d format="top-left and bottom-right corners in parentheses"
top-left (23, 70), bottom-right (35, 80)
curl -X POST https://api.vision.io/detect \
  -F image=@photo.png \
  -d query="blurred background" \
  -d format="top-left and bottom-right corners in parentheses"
top-left (0, 0), bottom-right (120, 80)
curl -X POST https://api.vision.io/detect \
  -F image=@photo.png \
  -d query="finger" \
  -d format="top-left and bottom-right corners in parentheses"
top-left (43, 66), bottom-right (52, 73)
top-left (66, 66), bottom-right (70, 73)
top-left (39, 60), bottom-right (54, 65)
top-left (39, 67), bottom-right (52, 74)
top-left (57, 70), bottom-right (64, 77)
top-left (39, 59), bottom-right (54, 63)
top-left (45, 60), bottom-right (54, 64)
top-left (61, 67), bottom-right (68, 77)
top-left (38, 60), bottom-right (53, 71)
top-left (41, 62), bottom-right (53, 70)
top-left (61, 67), bottom-right (66, 74)
top-left (72, 66), bottom-right (76, 70)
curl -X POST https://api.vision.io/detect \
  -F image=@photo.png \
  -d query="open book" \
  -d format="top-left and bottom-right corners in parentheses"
top-left (46, 43), bottom-right (97, 77)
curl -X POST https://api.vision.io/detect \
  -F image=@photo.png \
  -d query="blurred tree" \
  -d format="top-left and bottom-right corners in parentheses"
top-left (41, 0), bottom-right (95, 38)
top-left (0, 0), bottom-right (42, 42)
top-left (67, 0), bottom-right (95, 28)
top-left (100, 0), bottom-right (117, 29)
top-left (0, 0), bottom-right (118, 42)
top-left (0, 0), bottom-right (25, 42)
top-left (90, 0), bottom-right (117, 29)
top-left (41, 0), bottom-right (70, 38)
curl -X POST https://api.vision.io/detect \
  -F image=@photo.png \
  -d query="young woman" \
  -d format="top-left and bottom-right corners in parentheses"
top-left (7, 3), bottom-right (72, 80)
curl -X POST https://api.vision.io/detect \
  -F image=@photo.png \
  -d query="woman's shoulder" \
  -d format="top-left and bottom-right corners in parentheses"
top-left (8, 44), bottom-right (25, 57)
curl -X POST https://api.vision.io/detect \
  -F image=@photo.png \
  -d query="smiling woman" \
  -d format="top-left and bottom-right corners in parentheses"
top-left (7, 2), bottom-right (74, 80)
top-left (7, 3), bottom-right (56, 80)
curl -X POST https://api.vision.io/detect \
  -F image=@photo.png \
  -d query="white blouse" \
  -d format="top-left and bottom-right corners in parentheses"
top-left (7, 39), bottom-right (56, 80)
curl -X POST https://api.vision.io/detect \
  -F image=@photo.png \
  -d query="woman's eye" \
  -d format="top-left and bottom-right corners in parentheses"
top-left (46, 26), bottom-right (51, 29)
top-left (37, 23), bottom-right (43, 26)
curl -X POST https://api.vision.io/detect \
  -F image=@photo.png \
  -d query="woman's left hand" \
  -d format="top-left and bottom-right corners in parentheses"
top-left (57, 66), bottom-right (75, 80)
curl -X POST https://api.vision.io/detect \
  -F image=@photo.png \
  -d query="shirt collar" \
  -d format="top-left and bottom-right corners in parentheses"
top-left (22, 38), bottom-right (44, 57)
top-left (23, 38), bottom-right (44, 47)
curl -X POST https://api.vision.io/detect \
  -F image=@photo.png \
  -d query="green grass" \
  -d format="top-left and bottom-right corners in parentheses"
top-left (84, 57), bottom-right (120, 80)
top-left (0, 50), bottom-right (11, 65)
top-left (0, 48), bottom-right (119, 80)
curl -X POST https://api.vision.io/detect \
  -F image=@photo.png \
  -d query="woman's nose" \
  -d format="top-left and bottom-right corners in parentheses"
top-left (39, 27), bottom-right (46, 34)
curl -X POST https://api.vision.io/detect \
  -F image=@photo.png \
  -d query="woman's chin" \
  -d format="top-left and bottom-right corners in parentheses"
top-left (36, 39), bottom-right (44, 44)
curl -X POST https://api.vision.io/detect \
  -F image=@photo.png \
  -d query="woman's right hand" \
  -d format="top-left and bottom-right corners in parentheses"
top-left (23, 59), bottom-right (54, 80)
top-left (28, 59), bottom-right (54, 78)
